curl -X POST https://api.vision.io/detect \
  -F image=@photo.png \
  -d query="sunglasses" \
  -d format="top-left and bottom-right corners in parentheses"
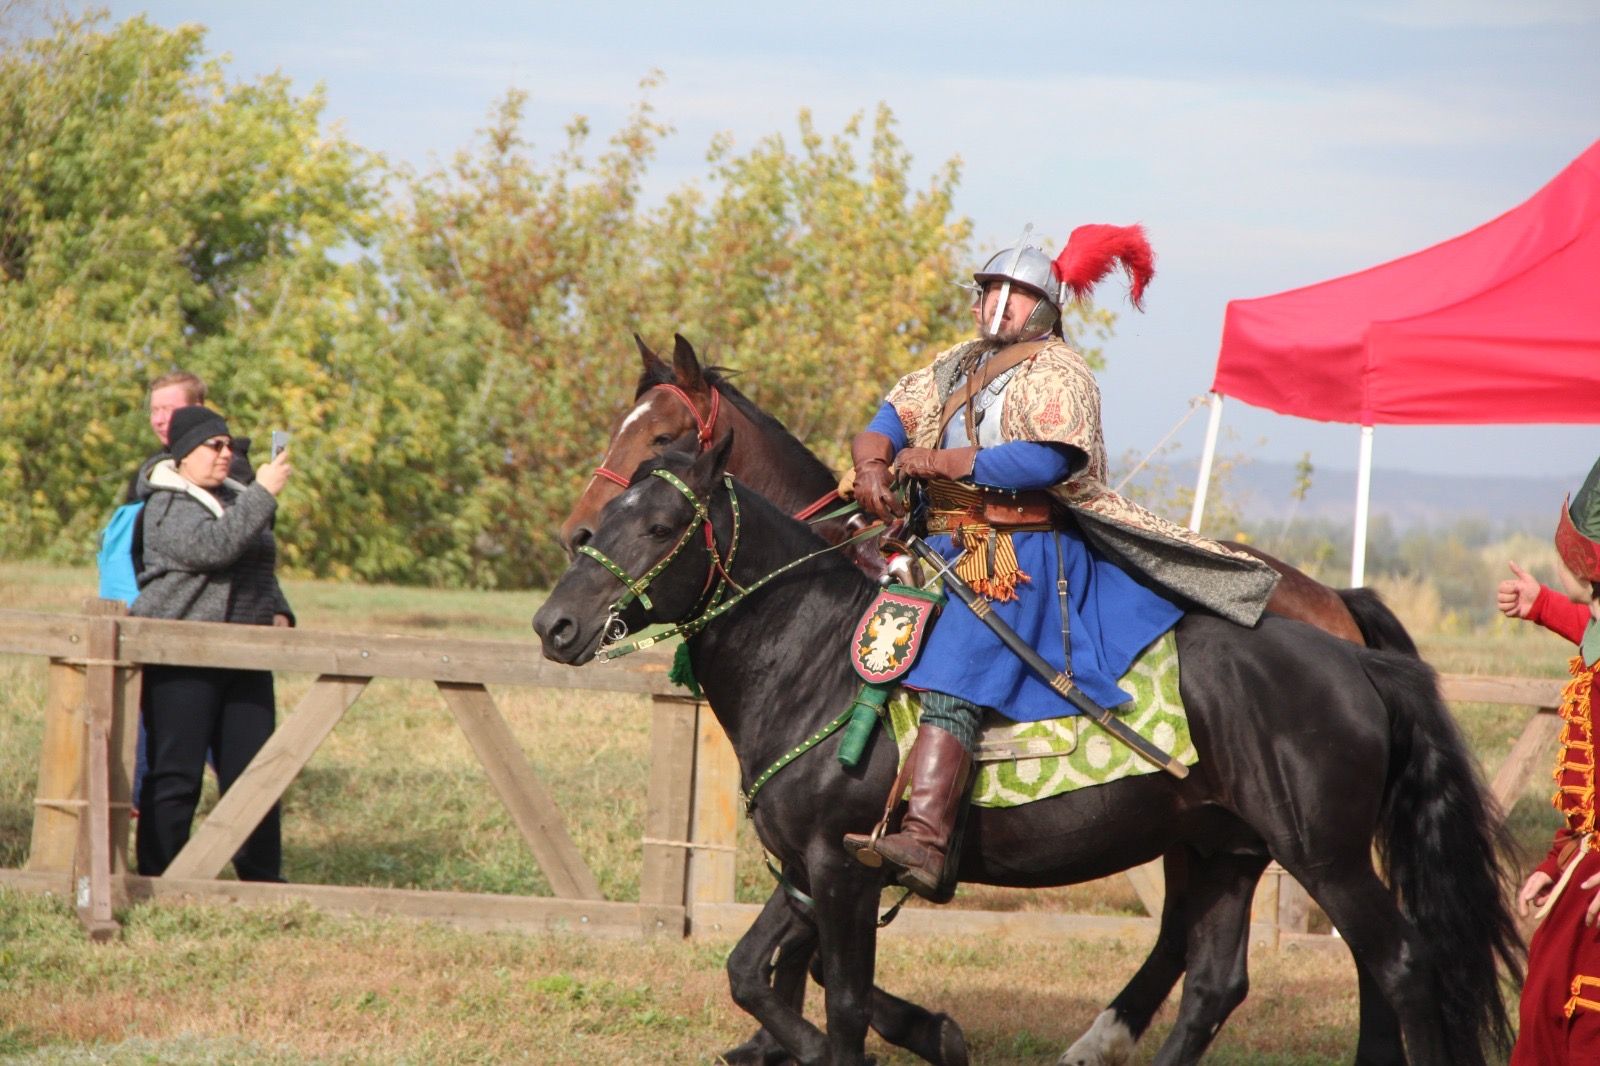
top-left (195, 437), bottom-right (234, 453)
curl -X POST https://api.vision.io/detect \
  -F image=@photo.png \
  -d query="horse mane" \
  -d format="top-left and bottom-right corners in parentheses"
top-left (632, 361), bottom-right (842, 490)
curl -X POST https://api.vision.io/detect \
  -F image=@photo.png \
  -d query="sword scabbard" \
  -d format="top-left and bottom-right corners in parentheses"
top-left (903, 534), bottom-right (1188, 780)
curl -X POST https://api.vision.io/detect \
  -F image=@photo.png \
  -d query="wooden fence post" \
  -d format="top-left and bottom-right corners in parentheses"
top-left (640, 696), bottom-right (697, 934)
top-left (74, 598), bottom-right (126, 940)
top-left (687, 702), bottom-right (740, 927)
top-left (27, 655), bottom-right (88, 873)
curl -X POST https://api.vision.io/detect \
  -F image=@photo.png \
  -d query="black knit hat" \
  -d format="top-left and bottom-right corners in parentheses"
top-left (167, 406), bottom-right (231, 463)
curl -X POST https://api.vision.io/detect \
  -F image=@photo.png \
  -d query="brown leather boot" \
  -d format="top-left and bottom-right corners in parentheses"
top-left (862, 725), bottom-right (972, 899)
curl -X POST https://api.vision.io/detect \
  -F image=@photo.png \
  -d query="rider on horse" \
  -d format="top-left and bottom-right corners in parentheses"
top-left (843, 225), bottom-right (1280, 898)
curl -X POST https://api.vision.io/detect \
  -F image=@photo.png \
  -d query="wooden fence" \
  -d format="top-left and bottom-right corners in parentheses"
top-left (0, 602), bottom-right (1567, 952)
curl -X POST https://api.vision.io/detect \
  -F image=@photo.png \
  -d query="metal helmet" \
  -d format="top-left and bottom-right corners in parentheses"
top-left (973, 246), bottom-right (1062, 338)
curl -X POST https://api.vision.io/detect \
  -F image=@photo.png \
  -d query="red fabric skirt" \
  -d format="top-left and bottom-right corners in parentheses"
top-left (1513, 847), bottom-right (1600, 1064)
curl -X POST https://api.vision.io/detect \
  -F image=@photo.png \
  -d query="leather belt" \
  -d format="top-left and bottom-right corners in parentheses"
top-left (925, 481), bottom-right (1056, 531)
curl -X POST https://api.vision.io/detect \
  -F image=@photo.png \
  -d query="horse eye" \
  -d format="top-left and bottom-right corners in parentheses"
top-left (647, 524), bottom-right (673, 539)
top-left (652, 434), bottom-right (674, 447)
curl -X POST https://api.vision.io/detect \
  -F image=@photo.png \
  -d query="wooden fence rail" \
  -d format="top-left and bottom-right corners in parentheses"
top-left (0, 603), bottom-right (1567, 951)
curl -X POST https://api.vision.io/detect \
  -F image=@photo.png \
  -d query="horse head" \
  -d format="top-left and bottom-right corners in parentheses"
top-left (537, 432), bottom-right (737, 665)
top-left (558, 333), bottom-right (721, 556)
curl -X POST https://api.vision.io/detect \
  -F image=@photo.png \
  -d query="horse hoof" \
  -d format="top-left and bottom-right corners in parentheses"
top-left (712, 1037), bottom-right (794, 1065)
top-left (1057, 1008), bottom-right (1135, 1066)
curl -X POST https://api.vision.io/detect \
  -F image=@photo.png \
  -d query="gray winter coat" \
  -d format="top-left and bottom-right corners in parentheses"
top-left (130, 460), bottom-right (293, 625)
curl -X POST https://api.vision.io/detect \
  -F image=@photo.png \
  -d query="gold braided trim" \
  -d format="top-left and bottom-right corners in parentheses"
top-left (924, 481), bottom-right (1050, 603)
top-left (1565, 975), bottom-right (1600, 1018)
top-left (1553, 657), bottom-right (1597, 835)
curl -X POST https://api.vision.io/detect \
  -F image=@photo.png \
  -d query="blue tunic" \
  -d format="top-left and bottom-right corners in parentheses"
top-left (867, 403), bottom-right (1183, 718)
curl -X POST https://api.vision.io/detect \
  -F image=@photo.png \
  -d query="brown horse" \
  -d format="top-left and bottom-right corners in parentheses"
top-left (556, 333), bottom-right (1422, 1065)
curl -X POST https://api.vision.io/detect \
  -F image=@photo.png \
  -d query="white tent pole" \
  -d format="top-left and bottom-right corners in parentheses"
top-left (1188, 392), bottom-right (1225, 533)
top-left (1350, 425), bottom-right (1374, 587)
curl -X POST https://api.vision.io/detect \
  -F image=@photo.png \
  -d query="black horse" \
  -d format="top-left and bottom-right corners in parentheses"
top-left (534, 440), bottom-right (1521, 1065)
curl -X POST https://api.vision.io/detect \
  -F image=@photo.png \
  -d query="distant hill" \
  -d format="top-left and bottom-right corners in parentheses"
top-left (1124, 459), bottom-right (1579, 531)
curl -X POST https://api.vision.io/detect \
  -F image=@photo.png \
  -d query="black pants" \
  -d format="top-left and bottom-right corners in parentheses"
top-left (136, 665), bottom-right (283, 881)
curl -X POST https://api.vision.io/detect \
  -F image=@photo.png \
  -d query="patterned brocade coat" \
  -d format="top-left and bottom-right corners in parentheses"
top-left (886, 337), bottom-right (1279, 627)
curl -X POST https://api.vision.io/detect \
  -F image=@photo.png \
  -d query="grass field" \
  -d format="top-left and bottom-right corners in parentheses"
top-left (0, 561), bottom-right (1578, 1063)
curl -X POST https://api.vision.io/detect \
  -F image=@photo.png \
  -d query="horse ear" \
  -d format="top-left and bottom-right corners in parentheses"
top-left (634, 333), bottom-right (668, 376)
top-left (689, 429), bottom-right (735, 491)
top-left (672, 333), bottom-right (706, 392)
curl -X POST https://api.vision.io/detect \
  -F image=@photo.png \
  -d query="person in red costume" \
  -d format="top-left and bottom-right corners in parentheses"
top-left (1506, 455), bottom-right (1600, 1065)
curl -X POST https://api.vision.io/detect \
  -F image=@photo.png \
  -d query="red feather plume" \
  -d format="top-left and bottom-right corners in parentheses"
top-left (1051, 224), bottom-right (1156, 311)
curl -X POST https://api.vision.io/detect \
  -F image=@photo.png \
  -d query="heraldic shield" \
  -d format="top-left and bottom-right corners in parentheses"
top-left (850, 584), bottom-right (945, 684)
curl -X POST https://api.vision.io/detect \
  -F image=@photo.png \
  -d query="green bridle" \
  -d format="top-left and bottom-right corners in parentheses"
top-left (580, 469), bottom-right (882, 662)
top-left (576, 468), bottom-right (742, 618)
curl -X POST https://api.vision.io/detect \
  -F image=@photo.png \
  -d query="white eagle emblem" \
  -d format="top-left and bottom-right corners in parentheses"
top-left (860, 609), bottom-right (915, 673)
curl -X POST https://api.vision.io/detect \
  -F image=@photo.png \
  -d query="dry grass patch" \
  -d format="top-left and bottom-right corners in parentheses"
top-left (3, 890), bottom-right (1369, 1065)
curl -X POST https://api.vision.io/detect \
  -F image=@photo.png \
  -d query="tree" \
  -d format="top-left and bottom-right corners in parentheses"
top-left (3, 14), bottom-right (1129, 588)
top-left (399, 90), bottom-right (1117, 583)
top-left (0, 13), bottom-right (505, 584)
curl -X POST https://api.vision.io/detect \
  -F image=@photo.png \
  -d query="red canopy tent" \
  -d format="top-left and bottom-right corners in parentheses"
top-left (1191, 139), bottom-right (1600, 582)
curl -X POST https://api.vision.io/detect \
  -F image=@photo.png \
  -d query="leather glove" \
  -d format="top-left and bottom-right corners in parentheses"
top-left (893, 446), bottom-right (978, 483)
top-left (850, 431), bottom-right (904, 520)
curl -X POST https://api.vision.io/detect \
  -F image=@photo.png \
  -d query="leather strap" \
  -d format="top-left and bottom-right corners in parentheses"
top-left (938, 339), bottom-right (1052, 442)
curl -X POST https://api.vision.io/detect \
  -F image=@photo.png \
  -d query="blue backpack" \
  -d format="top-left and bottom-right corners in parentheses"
top-left (96, 502), bottom-right (145, 605)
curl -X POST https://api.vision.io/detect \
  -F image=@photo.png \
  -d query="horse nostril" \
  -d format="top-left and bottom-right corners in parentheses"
top-left (543, 616), bottom-right (574, 650)
top-left (570, 527), bottom-right (593, 550)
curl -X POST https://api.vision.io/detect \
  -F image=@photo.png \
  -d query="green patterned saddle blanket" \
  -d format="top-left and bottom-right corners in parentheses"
top-left (885, 630), bottom-right (1198, 808)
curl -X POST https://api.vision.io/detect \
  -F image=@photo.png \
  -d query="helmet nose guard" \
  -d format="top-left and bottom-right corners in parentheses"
top-left (974, 246), bottom-right (1063, 338)
top-left (974, 246), bottom-right (1064, 310)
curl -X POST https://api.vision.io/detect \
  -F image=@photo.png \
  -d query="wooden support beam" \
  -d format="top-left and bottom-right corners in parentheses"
top-left (28, 656), bottom-right (88, 873)
top-left (0, 869), bottom-right (674, 939)
top-left (73, 598), bottom-right (124, 940)
top-left (1123, 859), bottom-right (1164, 918)
top-left (1490, 705), bottom-right (1563, 813)
top-left (436, 681), bottom-right (603, 902)
top-left (164, 675), bottom-right (369, 881)
top-left (641, 697), bottom-right (698, 931)
top-left (688, 703), bottom-right (740, 919)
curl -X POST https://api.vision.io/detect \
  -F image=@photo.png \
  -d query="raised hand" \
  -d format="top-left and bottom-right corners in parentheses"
top-left (1496, 560), bottom-right (1539, 619)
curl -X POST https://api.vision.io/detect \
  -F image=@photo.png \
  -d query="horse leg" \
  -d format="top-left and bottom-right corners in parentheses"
top-left (1352, 956), bottom-right (1405, 1066)
top-left (1284, 863), bottom-right (1451, 1065)
top-left (1145, 850), bottom-right (1270, 1066)
top-left (805, 952), bottom-right (971, 1066)
top-left (812, 859), bottom-right (888, 1065)
top-left (722, 898), bottom-right (970, 1066)
top-left (1058, 849), bottom-right (1195, 1066)
top-left (725, 889), bottom-right (830, 1064)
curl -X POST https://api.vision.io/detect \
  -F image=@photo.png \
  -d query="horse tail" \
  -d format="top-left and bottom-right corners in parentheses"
top-left (1338, 586), bottom-right (1420, 657)
top-left (1363, 649), bottom-right (1523, 1063)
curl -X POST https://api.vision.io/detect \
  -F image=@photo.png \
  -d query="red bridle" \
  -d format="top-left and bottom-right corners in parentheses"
top-left (590, 382), bottom-right (842, 522)
top-left (592, 384), bottom-right (722, 488)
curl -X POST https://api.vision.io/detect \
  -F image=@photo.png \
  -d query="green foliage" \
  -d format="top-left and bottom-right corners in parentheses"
top-left (396, 90), bottom-right (983, 583)
top-left (2, 14), bottom-right (1123, 587)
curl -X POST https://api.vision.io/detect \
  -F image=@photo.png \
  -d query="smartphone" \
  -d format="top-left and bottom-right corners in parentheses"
top-left (271, 430), bottom-right (290, 459)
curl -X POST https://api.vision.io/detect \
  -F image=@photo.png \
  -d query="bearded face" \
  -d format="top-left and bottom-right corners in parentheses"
top-left (974, 283), bottom-right (1049, 343)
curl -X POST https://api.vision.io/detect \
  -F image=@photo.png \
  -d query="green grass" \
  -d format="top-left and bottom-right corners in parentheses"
top-left (0, 560), bottom-right (1575, 1062)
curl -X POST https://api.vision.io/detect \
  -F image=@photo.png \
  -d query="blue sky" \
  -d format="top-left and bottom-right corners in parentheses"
top-left (75, 1), bottom-right (1600, 484)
